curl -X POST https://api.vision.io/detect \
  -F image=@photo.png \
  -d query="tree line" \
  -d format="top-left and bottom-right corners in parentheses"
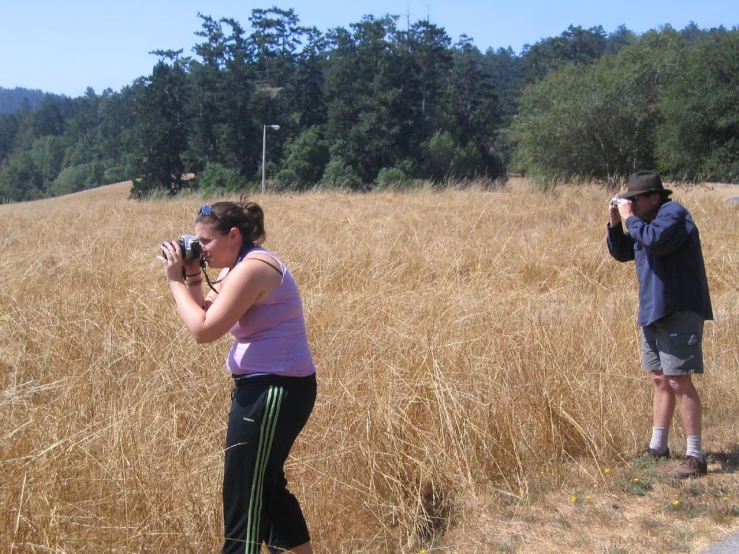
top-left (0, 10), bottom-right (736, 202)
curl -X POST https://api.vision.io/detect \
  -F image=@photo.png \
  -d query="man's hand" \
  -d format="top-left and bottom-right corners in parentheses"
top-left (609, 198), bottom-right (622, 226)
top-left (617, 198), bottom-right (634, 221)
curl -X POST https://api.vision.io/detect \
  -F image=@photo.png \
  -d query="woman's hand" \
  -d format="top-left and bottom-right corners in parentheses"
top-left (183, 259), bottom-right (202, 278)
top-left (158, 241), bottom-right (185, 283)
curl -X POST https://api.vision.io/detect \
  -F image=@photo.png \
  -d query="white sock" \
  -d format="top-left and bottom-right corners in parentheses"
top-left (649, 427), bottom-right (669, 453)
top-left (686, 436), bottom-right (704, 462)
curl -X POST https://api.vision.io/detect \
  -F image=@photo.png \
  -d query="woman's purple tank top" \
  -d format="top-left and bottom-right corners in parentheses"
top-left (226, 248), bottom-right (315, 377)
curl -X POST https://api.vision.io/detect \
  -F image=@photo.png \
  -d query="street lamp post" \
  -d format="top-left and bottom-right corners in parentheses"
top-left (261, 124), bottom-right (280, 194)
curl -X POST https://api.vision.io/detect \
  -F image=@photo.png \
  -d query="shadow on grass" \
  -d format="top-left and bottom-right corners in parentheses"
top-left (706, 444), bottom-right (739, 475)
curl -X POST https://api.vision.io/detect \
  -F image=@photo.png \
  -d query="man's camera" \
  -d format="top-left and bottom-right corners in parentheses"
top-left (163, 234), bottom-right (202, 260)
top-left (610, 197), bottom-right (622, 208)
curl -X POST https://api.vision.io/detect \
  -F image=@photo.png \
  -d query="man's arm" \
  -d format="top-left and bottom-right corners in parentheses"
top-left (626, 204), bottom-right (689, 256)
top-left (606, 221), bottom-right (635, 262)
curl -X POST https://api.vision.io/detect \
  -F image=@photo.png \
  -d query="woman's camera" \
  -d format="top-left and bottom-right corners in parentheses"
top-left (162, 235), bottom-right (202, 260)
top-left (178, 235), bottom-right (202, 260)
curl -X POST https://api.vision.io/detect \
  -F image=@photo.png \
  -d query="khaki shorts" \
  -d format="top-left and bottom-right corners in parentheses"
top-left (641, 310), bottom-right (705, 375)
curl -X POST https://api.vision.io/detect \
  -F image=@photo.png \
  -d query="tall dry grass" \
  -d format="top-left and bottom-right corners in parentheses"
top-left (1, 180), bottom-right (738, 553)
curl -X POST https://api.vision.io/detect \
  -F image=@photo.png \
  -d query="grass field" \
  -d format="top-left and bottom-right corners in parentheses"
top-left (1, 179), bottom-right (738, 553)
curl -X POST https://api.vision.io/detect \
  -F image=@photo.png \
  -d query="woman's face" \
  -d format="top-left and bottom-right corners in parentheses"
top-left (194, 222), bottom-right (240, 269)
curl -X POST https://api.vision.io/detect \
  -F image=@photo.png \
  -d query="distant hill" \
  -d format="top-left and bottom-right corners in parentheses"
top-left (0, 87), bottom-right (45, 113)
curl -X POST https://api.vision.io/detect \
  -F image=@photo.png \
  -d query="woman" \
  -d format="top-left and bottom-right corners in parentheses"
top-left (159, 201), bottom-right (316, 554)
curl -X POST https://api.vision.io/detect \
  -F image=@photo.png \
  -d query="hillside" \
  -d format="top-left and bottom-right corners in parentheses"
top-left (0, 86), bottom-right (45, 113)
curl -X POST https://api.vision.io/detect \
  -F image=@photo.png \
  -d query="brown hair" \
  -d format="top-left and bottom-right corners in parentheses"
top-left (196, 201), bottom-right (266, 246)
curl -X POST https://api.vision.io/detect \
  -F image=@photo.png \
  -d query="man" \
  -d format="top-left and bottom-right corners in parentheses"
top-left (607, 171), bottom-right (713, 479)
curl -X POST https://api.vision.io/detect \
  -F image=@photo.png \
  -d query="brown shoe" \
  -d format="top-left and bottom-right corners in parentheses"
top-left (671, 455), bottom-right (707, 479)
top-left (638, 447), bottom-right (670, 461)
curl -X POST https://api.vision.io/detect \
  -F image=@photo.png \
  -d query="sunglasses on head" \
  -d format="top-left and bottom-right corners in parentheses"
top-left (198, 205), bottom-right (213, 216)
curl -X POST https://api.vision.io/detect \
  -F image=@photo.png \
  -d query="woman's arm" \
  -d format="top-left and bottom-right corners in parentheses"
top-left (160, 242), bottom-right (282, 343)
top-left (182, 260), bottom-right (207, 308)
top-left (171, 262), bottom-right (282, 345)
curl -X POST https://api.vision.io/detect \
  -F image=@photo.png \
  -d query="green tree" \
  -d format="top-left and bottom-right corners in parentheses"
top-left (30, 135), bottom-right (68, 188)
top-left (187, 14), bottom-right (229, 173)
top-left (275, 125), bottom-right (330, 188)
top-left (48, 161), bottom-right (105, 196)
top-left (482, 46), bottom-right (525, 127)
top-left (289, 27), bottom-right (328, 128)
top-left (249, 7), bottom-right (305, 88)
top-left (325, 16), bottom-right (406, 183)
top-left (604, 25), bottom-right (636, 54)
top-left (0, 151), bottom-right (43, 201)
top-left (656, 30), bottom-right (739, 182)
top-left (196, 161), bottom-right (249, 192)
top-left (512, 28), bottom-right (686, 181)
top-left (220, 17), bottom-right (262, 180)
top-left (440, 36), bottom-right (503, 179)
top-left (94, 87), bottom-right (137, 181)
top-left (321, 155), bottom-right (362, 189)
top-left (408, 21), bottom-right (453, 130)
top-left (130, 53), bottom-right (190, 197)
top-left (0, 113), bottom-right (20, 162)
top-left (522, 25), bottom-right (608, 83)
top-left (30, 96), bottom-right (65, 138)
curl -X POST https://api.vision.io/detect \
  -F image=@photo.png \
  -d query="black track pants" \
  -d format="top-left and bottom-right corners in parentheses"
top-left (222, 373), bottom-right (316, 554)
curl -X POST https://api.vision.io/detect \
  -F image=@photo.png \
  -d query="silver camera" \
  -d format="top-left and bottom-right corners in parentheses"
top-left (610, 197), bottom-right (622, 208)
top-left (162, 234), bottom-right (202, 260)
top-left (177, 235), bottom-right (202, 260)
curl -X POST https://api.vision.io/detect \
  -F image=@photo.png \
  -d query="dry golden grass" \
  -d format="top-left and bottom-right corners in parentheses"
top-left (1, 179), bottom-right (738, 553)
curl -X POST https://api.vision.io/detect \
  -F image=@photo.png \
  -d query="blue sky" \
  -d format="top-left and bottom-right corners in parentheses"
top-left (1, 0), bottom-right (737, 97)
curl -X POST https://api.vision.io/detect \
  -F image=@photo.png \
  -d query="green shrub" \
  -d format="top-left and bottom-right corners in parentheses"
top-left (102, 165), bottom-right (131, 185)
top-left (48, 162), bottom-right (105, 196)
top-left (196, 162), bottom-right (248, 193)
top-left (273, 168), bottom-right (300, 191)
top-left (321, 158), bottom-right (362, 190)
top-left (375, 167), bottom-right (408, 190)
top-left (423, 131), bottom-right (456, 182)
top-left (278, 126), bottom-right (330, 188)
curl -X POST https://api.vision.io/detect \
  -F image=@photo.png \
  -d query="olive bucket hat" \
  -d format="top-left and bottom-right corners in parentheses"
top-left (620, 170), bottom-right (672, 199)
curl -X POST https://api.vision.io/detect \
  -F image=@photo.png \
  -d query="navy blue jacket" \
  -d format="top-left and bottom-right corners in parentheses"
top-left (607, 200), bottom-right (713, 327)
